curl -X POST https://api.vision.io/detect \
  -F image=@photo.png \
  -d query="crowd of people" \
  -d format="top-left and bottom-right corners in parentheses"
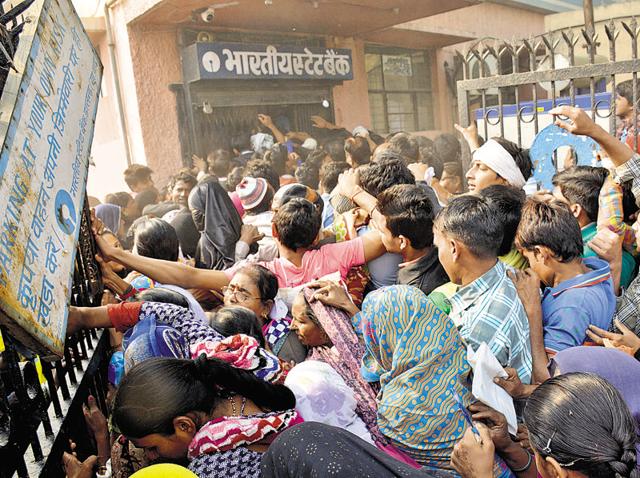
top-left (63, 100), bottom-right (640, 478)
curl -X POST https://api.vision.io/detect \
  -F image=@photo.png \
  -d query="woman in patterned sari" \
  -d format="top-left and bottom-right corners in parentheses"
top-left (290, 284), bottom-right (472, 473)
top-left (112, 355), bottom-right (301, 478)
top-left (356, 285), bottom-right (472, 471)
top-left (304, 283), bottom-right (473, 473)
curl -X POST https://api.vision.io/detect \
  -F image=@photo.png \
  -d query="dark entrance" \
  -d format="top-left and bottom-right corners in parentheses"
top-left (173, 79), bottom-right (336, 164)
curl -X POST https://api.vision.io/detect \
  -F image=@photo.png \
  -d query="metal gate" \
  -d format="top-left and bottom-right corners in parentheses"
top-left (0, 200), bottom-right (105, 478)
top-left (455, 18), bottom-right (640, 151)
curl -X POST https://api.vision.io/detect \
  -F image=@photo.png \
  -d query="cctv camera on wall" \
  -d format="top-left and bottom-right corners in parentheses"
top-left (201, 7), bottom-right (215, 22)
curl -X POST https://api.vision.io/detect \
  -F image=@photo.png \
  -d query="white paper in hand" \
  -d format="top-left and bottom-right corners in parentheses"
top-left (467, 343), bottom-right (518, 435)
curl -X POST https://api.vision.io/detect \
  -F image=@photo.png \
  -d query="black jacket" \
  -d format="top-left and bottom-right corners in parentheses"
top-left (397, 248), bottom-right (449, 296)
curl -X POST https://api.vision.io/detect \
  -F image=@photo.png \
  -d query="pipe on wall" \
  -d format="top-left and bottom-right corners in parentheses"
top-left (104, 0), bottom-right (133, 166)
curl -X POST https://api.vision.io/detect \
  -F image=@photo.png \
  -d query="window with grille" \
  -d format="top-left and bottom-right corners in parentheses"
top-left (366, 47), bottom-right (434, 134)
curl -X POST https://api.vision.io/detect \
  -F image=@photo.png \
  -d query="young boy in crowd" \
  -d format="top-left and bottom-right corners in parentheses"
top-left (478, 185), bottom-right (529, 270)
top-left (374, 184), bottom-right (448, 295)
top-left (552, 165), bottom-right (636, 289)
top-left (433, 195), bottom-right (532, 383)
top-left (511, 200), bottom-right (615, 374)
top-left (94, 197), bottom-right (387, 291)
top-left (355, 157), bottom-right (415, 290)
top-left (547, 104), bottom-right (640, 350)
top-left (319, 161), bottom-right (349, 228)
top-left (123, 164), bottom-right (159, 213)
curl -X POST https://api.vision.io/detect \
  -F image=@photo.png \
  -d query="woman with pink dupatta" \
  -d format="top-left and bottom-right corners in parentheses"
top-left (287, 283), bottom-right (421, 468)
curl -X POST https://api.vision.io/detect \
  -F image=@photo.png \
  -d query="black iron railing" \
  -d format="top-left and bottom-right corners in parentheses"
top-left (0, 200), bottom-right (105, 478)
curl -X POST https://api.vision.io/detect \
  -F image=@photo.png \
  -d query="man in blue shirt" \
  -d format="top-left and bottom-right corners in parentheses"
top-left (513, 199), bottom-right (615, 358)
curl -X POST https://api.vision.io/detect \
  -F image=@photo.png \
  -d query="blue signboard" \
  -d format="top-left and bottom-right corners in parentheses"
top-left (530, 124), bottom-right (601, 190)
top-left (188, 42), bottom-right (353, 81)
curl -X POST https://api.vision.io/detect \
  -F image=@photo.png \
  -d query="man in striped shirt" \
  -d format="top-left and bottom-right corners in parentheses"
top-left (434, 195), bottom-right (533, 384)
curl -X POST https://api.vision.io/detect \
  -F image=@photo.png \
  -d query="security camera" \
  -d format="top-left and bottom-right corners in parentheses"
top-left (201, 7), bottom-right (215, 23)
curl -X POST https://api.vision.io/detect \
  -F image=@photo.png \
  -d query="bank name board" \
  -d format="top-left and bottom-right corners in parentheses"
top-left (191, 42), bottom-right (353, 81)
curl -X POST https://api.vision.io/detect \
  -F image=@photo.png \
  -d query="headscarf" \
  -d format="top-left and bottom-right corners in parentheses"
top-left (190, 334), bottom-right (284, 384)
top-left (473, 139), bottom-right (526, 188)
top-left (302, 288), bottom-right (384, 445)
top-left (188, 180), bottom-right (242, 270)
top-left (552, 346), bottom-right (640, 454)
top-left (355, 285), bottom-right (471, 467)
top-left (158, 284), bottom-right (208, 324)
top-left (188, 410), bottom-right (301, 459)
top-left (285, 360), bottom-right (375, 444)
top-left (95, 204), bottom-right (121, 234)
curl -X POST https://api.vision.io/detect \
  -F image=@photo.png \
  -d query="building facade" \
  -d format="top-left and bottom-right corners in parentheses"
top-left (77, 0), bottom-right (554, 199)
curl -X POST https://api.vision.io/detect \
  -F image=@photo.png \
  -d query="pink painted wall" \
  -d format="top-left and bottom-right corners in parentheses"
top-left (126, 23), bottom-right (183, 188)
top-left (328, 37), bottom-right (371, 131)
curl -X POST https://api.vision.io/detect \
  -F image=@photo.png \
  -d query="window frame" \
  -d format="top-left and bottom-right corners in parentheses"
top-left (365, 46), bottom-right (434, 134)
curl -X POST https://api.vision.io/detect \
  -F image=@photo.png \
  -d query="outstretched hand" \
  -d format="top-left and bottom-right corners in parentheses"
top-left (507, 269), bottom-right (542, 311)
top-left (240, 224), bottom-right (264, 245)
top-left (549, 106), bottom-right (598, 138)
top-left (451, 423), bottom-right (495, 478)
top-left (588, 228), bottom-right (623, 265)
top-left (336, 169), bottom-right (361, 197)
top-left (82, 395), bottom-right (108, 440)
top-left (310, 115), bottom-right (332, 129)
top-left (257, 114), bottom-right (274, 127)
top-left (91, 211), bottom-right (117, 262)
top-left (493, 367), bottom-right (531, 399)
top-left (454, 122), bottom-right (480, 149)
top-left (468, 402), bottom-right (512, 453)
top-left (63, 440), bottom-right (97, 478)
top-left (192, 154), bottom-right (208, 173)
top-left (587, 319), bottom-right (640, 356)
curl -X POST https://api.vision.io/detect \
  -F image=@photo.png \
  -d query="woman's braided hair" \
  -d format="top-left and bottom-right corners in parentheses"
top-left (112, 356), bottom-right (295, 439)
top-left (524, 373), bottom-right (639, 478)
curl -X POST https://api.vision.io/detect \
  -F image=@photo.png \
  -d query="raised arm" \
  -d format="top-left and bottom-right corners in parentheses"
top-left (95, 232), bottom-right (229, 291)
top-left (549, 106), bottom-right (633, 168)
top-left (258, 114), bottom-right (286, 144)
top-left (508, 269), bottom-right (550, 384)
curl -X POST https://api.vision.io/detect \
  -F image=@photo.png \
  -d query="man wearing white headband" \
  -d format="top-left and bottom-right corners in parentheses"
top-left (466, 138), bottom-right (530, 192)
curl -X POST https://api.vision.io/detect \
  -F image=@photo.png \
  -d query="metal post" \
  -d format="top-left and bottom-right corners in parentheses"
top-left (105, 0), bottom-right (133, 166)
top-left (583, 0), bottom-right (595, 37)
top-left (179, 30), bottom-right (201, 161)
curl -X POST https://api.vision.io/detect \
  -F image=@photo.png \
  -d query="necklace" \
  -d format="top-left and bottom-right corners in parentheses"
top-left (227, 395), bottom-right (247, 416)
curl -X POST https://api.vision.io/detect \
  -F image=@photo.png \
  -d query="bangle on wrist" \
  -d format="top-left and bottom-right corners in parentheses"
top-left (510, 448), bottom-right (533, 473)
top-left (118, 285), bottom-right (136, 300)
top-left (349, 187), bottom-right (364, 203)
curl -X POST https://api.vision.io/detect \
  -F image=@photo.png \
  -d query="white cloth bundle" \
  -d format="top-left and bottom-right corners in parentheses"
top-left (467, 343), bottom-right (518, 435)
